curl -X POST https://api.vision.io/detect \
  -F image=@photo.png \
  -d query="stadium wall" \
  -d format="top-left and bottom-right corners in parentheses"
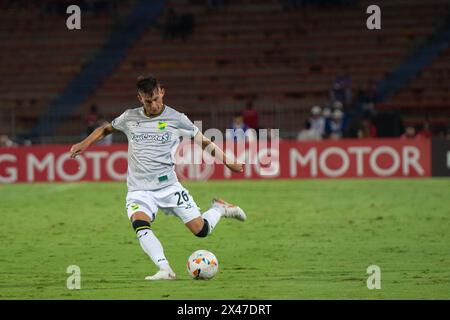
top-left (1, 139), bottom-right (445, 184)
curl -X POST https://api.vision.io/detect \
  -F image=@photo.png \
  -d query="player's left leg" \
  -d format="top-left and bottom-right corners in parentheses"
top-left (126, 191), bottom-right (176, 281)
top-left (130, 212), bottom-right (176, 281)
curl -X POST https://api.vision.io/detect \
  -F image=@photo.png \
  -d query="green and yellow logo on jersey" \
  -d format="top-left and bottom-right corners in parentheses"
top-left (157, 121), bottom-right (167, 130)
top-left (130, 204), bottom-right (140, 211)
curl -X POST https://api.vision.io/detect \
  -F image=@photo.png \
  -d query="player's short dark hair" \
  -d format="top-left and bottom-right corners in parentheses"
top-left (136, 75), bottom-right (161, 94)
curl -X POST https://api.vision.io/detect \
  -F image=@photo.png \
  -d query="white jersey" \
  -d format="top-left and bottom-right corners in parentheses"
top-left (111, 105), bottom-right (199, 191)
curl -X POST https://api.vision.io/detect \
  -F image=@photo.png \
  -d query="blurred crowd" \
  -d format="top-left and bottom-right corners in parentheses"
top-left (222, 73), bottom-right (445, 143)
top-left (226, 101), bottom-right (259, 141)
top-left (296, 74), bottom-right (442, 141)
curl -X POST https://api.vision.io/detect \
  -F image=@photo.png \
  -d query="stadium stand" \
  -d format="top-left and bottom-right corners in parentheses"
top-left (0, 0), bottom-right (136, 141)
top-left (0, 0), bottom-right (449, 142)
top-left (378, 47), bottom-right (450, 131)
top-left (70, 0), bottom-right (450, 140)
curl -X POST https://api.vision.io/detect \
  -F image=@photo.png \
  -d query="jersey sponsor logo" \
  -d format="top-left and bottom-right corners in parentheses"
top-left (131, 132), bottom-right (172, 144)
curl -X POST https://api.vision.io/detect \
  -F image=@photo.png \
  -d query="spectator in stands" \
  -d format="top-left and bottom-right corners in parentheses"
top-left (332, 100), bottom-right (343, 112)
top-left (321, 107), bottom-right (331, 137)
top-left (322, 107), bottom-right (332, 120)
top-left (0, 134), bottom-right (16, 147)
top-left (243, 101), bottom-right (259, 130)
top-left (330, 101), bottom-right (351, 137)
top-left (355, 79), bottom-right (379, 117)
top-left (357, 116), bottom-right (377, 139)
top-left (416, 120), bottom-right (432, 139)
top-left (86, 104), bottom-right (100, 136)
top-left (308, 105), bottom-right (326, 138)
top-left (401, 126), bottom-right (417, 139)
top-left (297, 119), bottom-right (322, 141)
top-left (326, 109), bottom-right (344, 140)
top-left (330, 74), bottom-right (352, 108)
top-left (226, 114), bottom-right (249, 141)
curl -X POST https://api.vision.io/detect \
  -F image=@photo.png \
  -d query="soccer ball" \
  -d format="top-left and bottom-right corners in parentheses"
top-left (187, 250), bottom-right (219, 280)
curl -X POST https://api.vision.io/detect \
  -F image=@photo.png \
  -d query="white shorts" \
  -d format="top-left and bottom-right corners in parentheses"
top-left (125, 182), bottom-right (201, 224)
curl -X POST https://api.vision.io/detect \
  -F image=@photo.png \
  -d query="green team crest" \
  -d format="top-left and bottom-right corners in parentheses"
top-left (157, 121), bottom-right (167, 130)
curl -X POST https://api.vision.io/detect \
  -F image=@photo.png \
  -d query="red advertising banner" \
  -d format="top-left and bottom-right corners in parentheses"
top-left (0, 145), bottom-right (129, 183)
top-left (0, 139), bottom-right (431, 183)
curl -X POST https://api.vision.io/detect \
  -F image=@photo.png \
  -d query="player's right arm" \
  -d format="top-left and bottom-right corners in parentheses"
top-left (69, 123), bottom-right (115, 158)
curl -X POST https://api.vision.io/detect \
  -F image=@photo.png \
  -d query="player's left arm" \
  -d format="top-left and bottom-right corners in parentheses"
top-left (193, 131), bottom-right (243, 173)
top-left (70, 122), bottom-right (115, 158)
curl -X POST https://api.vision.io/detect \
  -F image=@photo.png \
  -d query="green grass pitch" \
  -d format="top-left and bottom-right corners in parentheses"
top-left (0, 179), bottom-right (449, 299)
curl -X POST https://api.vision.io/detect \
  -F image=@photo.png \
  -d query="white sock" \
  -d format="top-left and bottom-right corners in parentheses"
top-left (202, 207), bottom-right (223, 234)
top-left (136, 229), bottom-right (171, 271)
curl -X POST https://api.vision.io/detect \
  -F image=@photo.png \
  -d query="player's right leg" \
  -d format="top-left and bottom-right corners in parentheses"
top-left (126, 192), bottom-right (175, 280)
top-left (211, 198), bottom-right (247, 221)
top-left (156, 182), bottom-right (247, 237)
top-left (184, 198), bottom-right (247, 237)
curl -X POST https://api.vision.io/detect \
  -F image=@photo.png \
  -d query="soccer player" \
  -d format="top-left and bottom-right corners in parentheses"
top-left (69, 76), bottom-right (247, 280)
